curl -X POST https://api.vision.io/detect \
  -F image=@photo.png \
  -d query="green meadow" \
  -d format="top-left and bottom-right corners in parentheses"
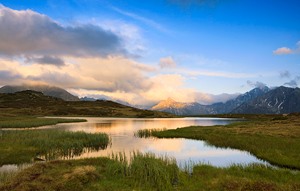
top-left (138, 114), bottom-right (300, 170)
top-left (0, 116), bottom-right (86, 128)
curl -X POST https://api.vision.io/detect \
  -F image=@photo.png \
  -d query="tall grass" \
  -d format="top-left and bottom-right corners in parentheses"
top-left (0, 164), bottom-right (31, 186)
top-left (0, 171), bottom-right (17, 185)
top-left (0, 129), bottom-right (109, 165)
top-left (2, 155), bottom-right (300, 191)
top-left (108, 152), bottom-right (179, 191)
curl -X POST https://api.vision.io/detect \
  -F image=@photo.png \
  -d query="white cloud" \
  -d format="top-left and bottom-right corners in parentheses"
top-left (279, 70), bottom-right (291, 78)
top-left (111, 6), bottom-right (168, 33)
top-left (98, 19), bottom-right (146, 56)
top-left (159, 56), bottom-right (177, 68)
top-left (174, 68), bottom-right (257, 78)
top-left (247, 80), bottom-right (267, 88)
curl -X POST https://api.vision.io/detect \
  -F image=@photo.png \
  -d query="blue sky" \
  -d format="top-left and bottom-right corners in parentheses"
top-left (0, 0), bottom-right (299, 105)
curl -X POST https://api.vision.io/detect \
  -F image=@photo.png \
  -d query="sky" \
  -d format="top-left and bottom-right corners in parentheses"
top-left (0, 0), bottom-right (299, 106)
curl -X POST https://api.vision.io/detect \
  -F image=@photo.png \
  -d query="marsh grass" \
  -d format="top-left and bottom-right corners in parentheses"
top-left (148, 115), bottom-right (300, 170)
top-left (0, 171), bottom-right (17, 185)
top-left (0, 117), bottom-right (86, 128)
top-left (1, 156), bottom-right (300, 191)
top-left (0, 164), bottom-right (31, 186)
top-left (134, 128), bottom-right (166, 138)
top-left (108, 152), bottom-right (179, 191)
top-left (0, 129), bottom-right (109, 165)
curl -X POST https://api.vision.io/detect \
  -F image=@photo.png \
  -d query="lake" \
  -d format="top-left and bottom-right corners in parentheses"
top-left (42, 117), bottom-right (267, 167)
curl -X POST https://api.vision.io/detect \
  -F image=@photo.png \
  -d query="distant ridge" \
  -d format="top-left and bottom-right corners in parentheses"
top-left (0, 85), bottom-right (80, 101)
top-left (151, 86), bottom-right (300, 115)
top-left (151, 98), bottom-right (208, 115)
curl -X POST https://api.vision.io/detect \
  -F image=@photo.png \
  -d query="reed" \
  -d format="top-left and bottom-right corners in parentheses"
top-left (134, 128), bottom-right (166, 138)
top-left (108, 152), bottom-right (179, 191)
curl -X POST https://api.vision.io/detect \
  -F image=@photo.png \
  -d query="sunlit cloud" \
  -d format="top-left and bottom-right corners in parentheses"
top-left (273, 47), bottom-right (293, 55)
top-left (273, 41), bottom-right (300, 55)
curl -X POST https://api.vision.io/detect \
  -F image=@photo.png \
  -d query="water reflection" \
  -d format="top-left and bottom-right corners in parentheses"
top-left (45, 117), bottom-right (266, 167)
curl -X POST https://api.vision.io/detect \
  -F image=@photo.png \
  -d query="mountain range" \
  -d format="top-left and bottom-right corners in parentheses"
top-left (232, 86), bottom-right (300, 114)
top-left (0, 85), bottom-right (80, 101)
top-left (151, 86), bottom-right (300, 115)
top-left (1, 84), bottom-right (299, 115)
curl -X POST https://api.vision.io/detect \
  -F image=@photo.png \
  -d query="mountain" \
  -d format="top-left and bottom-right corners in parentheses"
top-left (0, 85), bottom-right (80, 101)
top-left (0, 90), bottom-right (174, 117)
top-left (151, 86), bottom-right (270, 115)
top-left (208, 86), bottom-right (270, 114)
top-left (232, 86), bottom-right (300, 114)
top-left (151, 98), bottom-right (209, 115)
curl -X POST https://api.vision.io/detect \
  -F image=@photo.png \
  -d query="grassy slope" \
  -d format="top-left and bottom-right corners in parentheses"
top-left (1, 156), bottom-right (300, 191)
top-left (151, 114), bottom-right (300, 169)
top-left (0, 129), bottom-right (109, 165)
top-left (0, 117), bottom-right (86, 128)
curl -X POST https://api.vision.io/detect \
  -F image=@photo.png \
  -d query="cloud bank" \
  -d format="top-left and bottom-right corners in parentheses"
top-left (0, 5), bottom-right (243, 106)
top-left (0, 5), bottom-right (125, 60)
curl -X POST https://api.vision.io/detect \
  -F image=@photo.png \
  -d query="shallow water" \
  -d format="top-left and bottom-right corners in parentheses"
top-left (43, 117), bottom-right (267, 167)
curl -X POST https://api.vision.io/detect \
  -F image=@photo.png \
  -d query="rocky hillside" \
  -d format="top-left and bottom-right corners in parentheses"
top-left (232, 86), bottom-right (300, 114)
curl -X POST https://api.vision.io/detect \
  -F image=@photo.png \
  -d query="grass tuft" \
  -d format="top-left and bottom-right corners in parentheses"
top-left (134, 128), bottom-right (166, 138)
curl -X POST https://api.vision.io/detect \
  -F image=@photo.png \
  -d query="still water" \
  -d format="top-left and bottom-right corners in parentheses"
top-left (44, 117), bottom-right (266, 167)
